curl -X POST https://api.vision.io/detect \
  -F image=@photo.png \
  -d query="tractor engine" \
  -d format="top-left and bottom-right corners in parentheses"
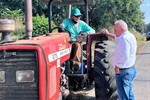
top-left (0, 19), bottom-right (71, 100)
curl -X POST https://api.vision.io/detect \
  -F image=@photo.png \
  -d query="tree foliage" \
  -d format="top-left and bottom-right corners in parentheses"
top-left (0, 0), bottom-right (145, 33)
top-left (0, 0), bottom-right (47, 16)
top-left (33, 15), bottom-right (49, 36)
top-left (52, 6), bottom-right (69, 26)
top-left (88, 0), bottom-right (144, 32)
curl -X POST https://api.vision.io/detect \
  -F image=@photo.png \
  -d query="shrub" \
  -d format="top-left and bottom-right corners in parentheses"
top-left (11, 29), bottom-right (26, 40)
top-left (33, 15), bottom-right (48, 36)
top-left (33, 15), bottom-right (56, 36)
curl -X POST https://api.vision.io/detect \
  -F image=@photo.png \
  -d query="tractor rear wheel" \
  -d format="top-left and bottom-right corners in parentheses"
top-left (94, 40), bottom-right (118, 100)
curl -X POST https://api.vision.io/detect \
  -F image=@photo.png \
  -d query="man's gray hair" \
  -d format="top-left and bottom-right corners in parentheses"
top-left (115, 20), bottom-right (128, 31)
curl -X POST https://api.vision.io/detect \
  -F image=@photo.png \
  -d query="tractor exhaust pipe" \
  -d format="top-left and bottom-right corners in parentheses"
top-left (25, 0), bottom-right (33, 39)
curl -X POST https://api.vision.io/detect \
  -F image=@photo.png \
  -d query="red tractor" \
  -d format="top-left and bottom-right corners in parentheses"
top-left (0, 0), bottom-right (117, 100)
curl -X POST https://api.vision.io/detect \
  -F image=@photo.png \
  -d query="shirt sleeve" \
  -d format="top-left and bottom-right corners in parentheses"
top-left (62, 19), bottom-right (68, 28)
top-left (80, 21), bottom-right (95, 34)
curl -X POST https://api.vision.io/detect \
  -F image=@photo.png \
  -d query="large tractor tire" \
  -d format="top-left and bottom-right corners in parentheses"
top-left (94, 40), bottom-right (118, 100)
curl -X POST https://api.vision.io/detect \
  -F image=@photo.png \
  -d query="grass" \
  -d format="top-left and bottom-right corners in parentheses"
top-left (130, 28), bottom-right (146, 54)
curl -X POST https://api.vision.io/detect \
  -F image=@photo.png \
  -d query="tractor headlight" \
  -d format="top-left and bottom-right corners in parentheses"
top-left (0, 71), bottom-right (5, 83)
top-left (16, 70), bottom-right (35, 83)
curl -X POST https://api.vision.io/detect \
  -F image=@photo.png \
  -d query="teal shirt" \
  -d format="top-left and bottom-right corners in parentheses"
top-left (62, 19), bottom-right (95, 41)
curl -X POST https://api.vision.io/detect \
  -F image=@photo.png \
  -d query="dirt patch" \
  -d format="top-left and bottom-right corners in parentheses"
top-left (66, 85), bottom-right (96, 100)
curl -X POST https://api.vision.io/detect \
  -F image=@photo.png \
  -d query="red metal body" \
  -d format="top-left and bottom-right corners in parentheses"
top-left (86, 33), bottom-right (103, 71)
top-left (0, 33), bottom-right (71, 100)
top-left (86, 33), bottom-right (107, 82)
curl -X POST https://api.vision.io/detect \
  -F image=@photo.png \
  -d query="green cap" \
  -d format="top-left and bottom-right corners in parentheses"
top-left (71, 8), bottom-right (82, 16)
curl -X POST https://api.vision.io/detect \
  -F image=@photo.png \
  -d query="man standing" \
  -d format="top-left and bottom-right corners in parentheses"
top-left (101, 20), bottom-right (137, 100)
top-left (61, 8), bottom-right (95, 73)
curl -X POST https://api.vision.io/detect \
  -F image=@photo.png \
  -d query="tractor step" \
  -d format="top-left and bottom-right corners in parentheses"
top-left (67, 74), bottom-right (87, 79)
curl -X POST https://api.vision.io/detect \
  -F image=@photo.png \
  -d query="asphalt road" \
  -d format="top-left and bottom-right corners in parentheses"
top-left (133, 41), bottom-right (150, 100)
top-left (69, 41), bottom-right (150, 100)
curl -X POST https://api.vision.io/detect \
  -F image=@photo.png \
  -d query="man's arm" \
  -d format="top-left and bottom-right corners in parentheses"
top-left (85, 25), bottom-right (95, 34)
top-left (80, 21), bottom-right (95, 34)
top-left (101, 28), bottom-right (116, 39)
top-left (61, 19), bottom-right (69, 29)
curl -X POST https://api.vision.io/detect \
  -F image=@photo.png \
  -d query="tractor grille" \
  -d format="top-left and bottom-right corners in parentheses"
top-left (0, 50), bottom-right (38, 100)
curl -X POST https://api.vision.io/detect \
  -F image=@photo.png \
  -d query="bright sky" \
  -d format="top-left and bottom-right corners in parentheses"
top-left (140, 0), bottom-right (150, 24)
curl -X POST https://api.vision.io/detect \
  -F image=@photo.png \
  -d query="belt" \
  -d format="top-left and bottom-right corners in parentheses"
top-left (119, 66), bottom-right (134, 70)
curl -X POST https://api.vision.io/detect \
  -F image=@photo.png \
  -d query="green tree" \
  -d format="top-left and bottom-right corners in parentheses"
top-left (89, 0), bottom-right (144, 32)
top-left (52, 5), bottom-right (68, 26)
top-left (0, 0), bottom-right (145, 33)
top-left (0, 0), bottom-right (47, 17)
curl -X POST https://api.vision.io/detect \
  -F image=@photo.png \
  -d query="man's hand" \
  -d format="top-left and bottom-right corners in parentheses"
top-left (99, 28), bottom-right (116, 39)
top-left (101, 28), bottom-right (110, 35)
top-left (114, 66), bottom-right (120, 74)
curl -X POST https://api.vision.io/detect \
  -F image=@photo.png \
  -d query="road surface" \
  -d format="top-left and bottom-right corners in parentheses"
top-left (133, 41), bottom-right (150, 100)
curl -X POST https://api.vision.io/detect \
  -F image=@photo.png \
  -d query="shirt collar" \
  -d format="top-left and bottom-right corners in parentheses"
top-left (115, 31), bottom-right (129, 42)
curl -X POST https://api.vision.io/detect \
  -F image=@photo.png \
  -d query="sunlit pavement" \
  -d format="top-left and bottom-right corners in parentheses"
top-left (133, 41), bottom-right (150, 100)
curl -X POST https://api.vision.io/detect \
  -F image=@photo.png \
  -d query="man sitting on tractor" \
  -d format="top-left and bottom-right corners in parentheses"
top-left (60, 8), bottom-right (95, 73)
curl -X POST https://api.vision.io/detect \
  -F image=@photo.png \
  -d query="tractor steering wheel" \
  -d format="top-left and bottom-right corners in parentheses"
top-left (50, 26), bottom-right (71, 37)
